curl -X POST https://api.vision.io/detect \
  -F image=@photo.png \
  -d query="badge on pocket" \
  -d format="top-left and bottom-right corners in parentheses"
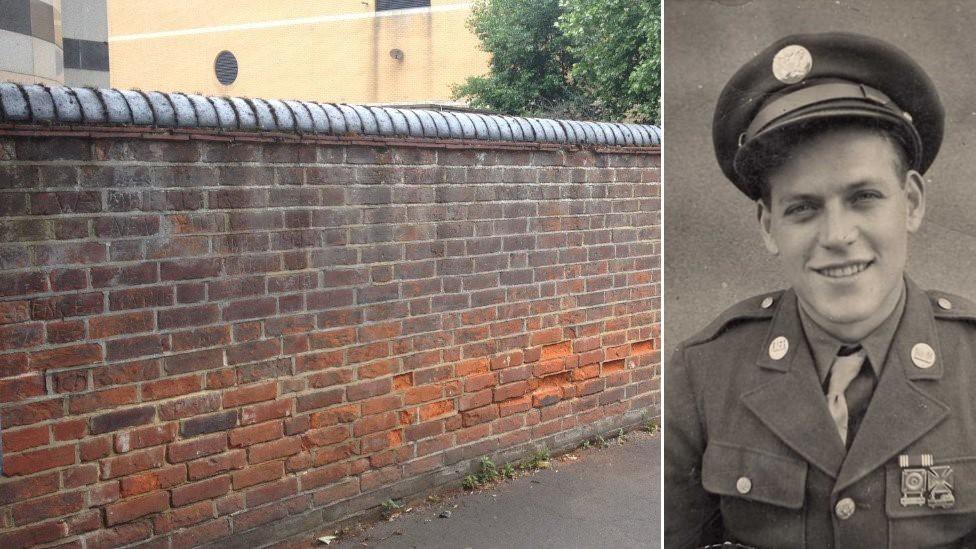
top-left (899, 454), bottom-right (955, 509)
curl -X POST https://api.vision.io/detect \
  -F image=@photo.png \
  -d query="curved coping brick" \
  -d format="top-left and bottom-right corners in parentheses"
top-left (0, 84), bottom-right (660, 146)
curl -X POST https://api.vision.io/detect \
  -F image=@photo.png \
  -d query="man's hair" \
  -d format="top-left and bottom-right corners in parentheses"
top-left (753, 118), bottom-right (911, 208)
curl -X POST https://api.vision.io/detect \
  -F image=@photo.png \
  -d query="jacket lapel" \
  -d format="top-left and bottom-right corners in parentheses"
top-left (833, 278), bottom-right (950, 493)
top-left (740, 290), bottom-right (847, 478)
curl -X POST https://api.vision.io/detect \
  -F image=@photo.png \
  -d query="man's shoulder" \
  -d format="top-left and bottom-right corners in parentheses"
top-left (680, 290), bottom-right (785, 350)
top-left (925, 289), bottom-right (976, 323)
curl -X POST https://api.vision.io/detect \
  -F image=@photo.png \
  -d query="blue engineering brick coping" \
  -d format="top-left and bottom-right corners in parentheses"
top-left (0, 83), bottom-right (661, 147)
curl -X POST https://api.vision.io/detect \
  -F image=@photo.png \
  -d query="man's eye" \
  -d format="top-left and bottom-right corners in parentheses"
top-left (784, 203), bottom-right (814, 216)
top-left (852, 191), bottom-right (883, 203)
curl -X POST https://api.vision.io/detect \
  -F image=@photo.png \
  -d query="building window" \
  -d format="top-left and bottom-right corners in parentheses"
top-left (376, 0), bottom-right (431, 11)
top-left (214, 50), bottom-right (238, 85)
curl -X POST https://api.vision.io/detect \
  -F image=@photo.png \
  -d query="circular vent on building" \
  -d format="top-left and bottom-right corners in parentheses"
top-left (214, 51), bottom-right (238, 85)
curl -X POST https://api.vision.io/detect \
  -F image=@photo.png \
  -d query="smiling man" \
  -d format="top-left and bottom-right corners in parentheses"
top-left (665, 33), bottom-right (976, 548)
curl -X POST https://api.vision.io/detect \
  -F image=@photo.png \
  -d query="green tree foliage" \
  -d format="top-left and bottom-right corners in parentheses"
top-left (453, 0), bottom-right (660, 124)
top-left (560, 0), bottom-right (661, 124)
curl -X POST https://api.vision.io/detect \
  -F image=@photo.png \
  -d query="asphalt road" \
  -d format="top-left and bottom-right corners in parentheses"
top-left (321, 430), bottom-right (660, 549)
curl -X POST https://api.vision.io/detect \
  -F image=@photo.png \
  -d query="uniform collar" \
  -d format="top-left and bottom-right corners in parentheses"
top-left (799, 282), bottom-right (906, 384)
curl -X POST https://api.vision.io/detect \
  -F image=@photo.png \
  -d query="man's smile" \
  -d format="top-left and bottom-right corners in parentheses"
top-left (811, 260), bottom-right (873, 279)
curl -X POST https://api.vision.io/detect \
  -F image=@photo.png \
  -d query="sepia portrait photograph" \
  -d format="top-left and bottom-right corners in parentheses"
top-left (663, 0), bottom-right (976, 548)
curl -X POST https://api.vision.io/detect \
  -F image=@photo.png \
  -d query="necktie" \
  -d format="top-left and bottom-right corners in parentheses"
top-left (826, 346), bottom-right (868, 445)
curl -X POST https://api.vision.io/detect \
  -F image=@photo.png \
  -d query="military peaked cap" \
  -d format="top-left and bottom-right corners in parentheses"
top-left (713, 32), bottom-right (944, 199)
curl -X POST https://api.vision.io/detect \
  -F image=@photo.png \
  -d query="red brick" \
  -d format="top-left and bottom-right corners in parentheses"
top-left (100, 447), bottom-right (165, 479)
top-left (352, 412), bottom-right (397, 437)
top-left (180, 410), bottom-right (238, 437)
top-left (187, 450), bottom-right (246, 481)
top-left (62, 463), bottom-right (99, 487)
top-left (0, 372), bottom-right (45, 402)
top-left (245, 476), bottom-right (299, 507)
top-left (2, 444), bottom-right (75, 476)
top-left (419, 399), bottom-right (455, 421)
top-left (0, 471), bottom-right (59, 505)
top-left (105, 490), bottom-right (169, 526)
top-left (114, 423), bottom-right (178, 453)
top-left (295, 351), bottom-right (344, 374)
top-left (109, 286), bottom-right (173, 311)
top-left (53, 418), bottom-right (87, 440)
top-left (163, 348), bottom-right (223, 375)
top-left (302, 425), bottom-right (349, 447)
top-left (160, 258), bottom-right (222, 281)
top-left (171, 475), bottom-right (231, 507)
top-left (93, 359), bottom-right (159, 388)
top-left (105, 333), bottom-right (170, 361)
top-left (157, 303), bottom-right (220, 329)
top-left (46, 319), bottom-right (85, 343)
top-left (2, 397), bottom-right (64, 427)
top-left (231, 459), bottom-right (284, 489)
top-left (248, 436), bottom-right (302, 464)
top-left (168, 433), bottom-right (227, 463)
top-left (461, 405), bottom-right (499, 427)
top-left (362, 394), bottom-right (401, 416)
top-left (347, 378), bottom-right (391, 402)
top-left (241, 398), bottom-right (292, 425)
top-left (222, 380), bottom-right (277, 408)
top-left (232, 503), bottom-right (288, 532)
top-left (171, 325), bottom-right (231, 351)
top-left (0, 300), bottom-right (30, 324)
top-left (0, 352), bottom-right (28, 377)
top-left (69, 386), bottom-right (137, 414)
top-left (153, 500), bottom-right (214, 533)
top-left (0, 324), bottom-right (45, 351)
top-left (119, 464), bottom-right (186, 497)
top-left (296, 388), bottom-right (343, 412)
top-left (493, 381), bottom-right (529, 402)
top-left (90, 481), bottom-right (121, 506)
top-left (80, 436), bottom-right (112, 461)
top-left (222, 297), bottom-right (276, 321)
top-left (83, 520), bottom-right (151, 549)
top-left (227, 339), bottom-right (281, 367)
top-left (90, 405), bottom-right (155, 434)
top-left (141, 374), bottom-right (202, 401)
top-left (170, 516), bottom-right (231, 547)
top-left (30, 343), bottom-right (102, 369)
top-left (229, 421), bottom-right (282, 447)
top-left (89, 311), bottom-right (154, 339)
top-left (2, 424), bottom-right (48, 452)
top-left (0, 519), bottom-right (67, 548)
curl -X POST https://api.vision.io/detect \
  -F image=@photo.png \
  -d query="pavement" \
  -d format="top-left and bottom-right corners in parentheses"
top-left (295, 429), bottom-right (660, 549)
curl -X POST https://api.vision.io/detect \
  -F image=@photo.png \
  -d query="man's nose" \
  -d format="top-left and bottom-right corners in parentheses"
top-left (819, 206), bottom-right (858, 248)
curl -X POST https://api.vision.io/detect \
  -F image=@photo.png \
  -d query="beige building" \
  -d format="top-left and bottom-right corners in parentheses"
top-left (108, 0), bottom-right (490, 105)
top-left (0, 0), bottom-right (109, 87)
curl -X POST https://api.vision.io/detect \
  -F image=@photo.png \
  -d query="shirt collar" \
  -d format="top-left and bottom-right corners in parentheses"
top-left (799, 282), bottom-right (907, 384)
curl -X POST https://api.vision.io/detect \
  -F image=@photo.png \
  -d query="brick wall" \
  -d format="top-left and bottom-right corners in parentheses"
top-left (0, 128), bottom-right (660, 548)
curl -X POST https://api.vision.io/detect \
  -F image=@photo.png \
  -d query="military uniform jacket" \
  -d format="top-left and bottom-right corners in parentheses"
top-left (664, 278), bottom-right (976, 549)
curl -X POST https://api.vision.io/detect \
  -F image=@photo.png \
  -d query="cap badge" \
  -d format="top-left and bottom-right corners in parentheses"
top-left (772, 44), bottom-right (813, 84)
top-left (911, 343), bottom-right (936, 369)
top-left (768, 336), bottom-right (789, 360)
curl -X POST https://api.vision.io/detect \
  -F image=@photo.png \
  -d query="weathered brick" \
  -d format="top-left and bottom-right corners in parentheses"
top-left (186, 449), bottom-right (246, 480)
top-left (90, 405), bottom-right (155, 435)
top-left (105, 490), bottom-right (169, 526)
top-left (1, 444), bottom-right (75, 475)
top-left (181, 410), bottom-right (238, 437)
top-left (168, 433), bottom-right (227, 463)
top-left (171, 475), bottom-right (231, 507)
top-left (100, 446), bottom-right (165, 479)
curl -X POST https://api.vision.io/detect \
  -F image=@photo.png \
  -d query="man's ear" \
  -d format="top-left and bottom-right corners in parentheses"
top-left (757, 200), bottom-right (779, 255)
top-left (905, 170), bottom-right (926, 233)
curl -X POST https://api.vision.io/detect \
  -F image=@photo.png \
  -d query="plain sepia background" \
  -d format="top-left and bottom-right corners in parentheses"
top-left (663, 0), bottom-right (976, 354)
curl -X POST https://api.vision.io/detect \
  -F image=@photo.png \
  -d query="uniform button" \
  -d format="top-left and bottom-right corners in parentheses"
top-left (835, 497), bottom-right (856, 520)
top-left (760, 297), bottom-right (774, 309)
top-left (938, 297), bottom-right (952, 310)
top-left (736, 476), bottom-right (752, 494)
